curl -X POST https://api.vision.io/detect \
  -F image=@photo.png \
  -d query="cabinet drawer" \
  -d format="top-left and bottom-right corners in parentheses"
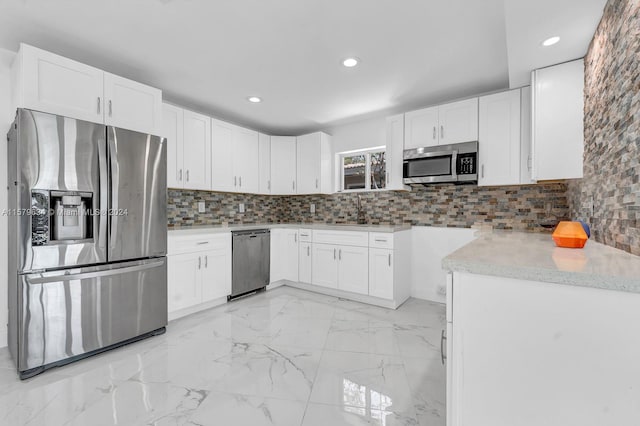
top-left (312, 230), bottom-right (368, 247)
top-left (298, 228), bottom-right (313, 242)
top-left (168, 232), bottom-right (231, 255)
top-left (369, 232), bottom-right (394, 249)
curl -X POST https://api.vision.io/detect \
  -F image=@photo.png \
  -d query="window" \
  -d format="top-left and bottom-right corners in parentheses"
top-left (339, 147), bottom-right (386, 192)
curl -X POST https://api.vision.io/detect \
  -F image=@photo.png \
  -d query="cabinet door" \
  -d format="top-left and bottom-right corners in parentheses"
top-left (438, 98), bottom-right (478, 145)
top-left (259, 133), bottom-right (271, 194)
top-left (270, 136), bottom-right (297, 195)
top-left (386, 114), bottom-right (405, 190)
top-left (162, 103), bottom-right (184, 189)
top-left (183, 110), bottom-right (211, 190)
top-left (296, 133), bottom-right (321, 194)
top-left (404, 106), bottom-right (439, 149)
top-left (104, 72), bottom-right (162, 135)
top-left (168, 253), bottom-right (201, 312)
top-left (282, 229), bottom-right (299, 282)
top-left (299, 242), bottom-right (312, 284)
top-left (20, 44), bottom-right (104, 124)
top-left (312, 243), bottom-right (338, 289)
top-left (519, 86), bottom-right (535, 184)
top-left (211, 119), bottom-right (236, 192)
top-left (532, 59), bottom-right (584, 180)
top-left (478, 89), bottom-right (521, 186)
top-left (337, 245), bottom-right (369, 295)
top-left (368, 248), bottom-right (394, 300)
top-left (234, 127), bottom-right (260, 194)
top-left (201, 247), bottom-right (231, 302)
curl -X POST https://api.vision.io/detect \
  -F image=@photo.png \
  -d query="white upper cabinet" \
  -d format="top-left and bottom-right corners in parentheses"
top-left (385, 114), bottom-right (408, 190)
top-left (211, 119), bottom-right (236, 192)
top-left (438, 98), bottom-right (479, 145)
top-left (233, 127), bottom-right (260, 194)
top-left (14, 44), bottom-right (104, 124)
top-left (183, 110), bottom-right (211, 191)
top-left (103, 72), bottom-right (162, 135)
top-left (404, 106), bottom-right (439, 149)
top-left (531, 59), bottom-right (584, 180)
top-left (162, 103), bottom-right (184, 188)
top-left (12, 44), bottom-right (161, 135)
top-left (271, 136), bottom-right (297, 195)
top-left (296, 132), bottom-right (333, 194)
top-left (519, 86), bottom-right (535, 184)
top-left (404, 98), bottom-right (478, 149)
top-left (478, 89), bottom-right (521, 186)
top-left (211, 119), bottom-right (259, 193)
top-left (258, 133), bottom-right (271, 194)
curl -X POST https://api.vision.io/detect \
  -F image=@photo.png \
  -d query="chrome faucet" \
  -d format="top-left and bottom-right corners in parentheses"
top-left (356, 194), bottom-right (367, 224)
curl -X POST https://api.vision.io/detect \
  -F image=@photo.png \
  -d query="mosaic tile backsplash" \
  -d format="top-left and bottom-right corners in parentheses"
top-left (168, 183), bottom-right (569, 232)
top-left (567, 0), bottom-right (640, 255)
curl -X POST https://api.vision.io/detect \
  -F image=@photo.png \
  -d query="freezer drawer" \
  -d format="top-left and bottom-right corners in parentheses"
top-left (16, 258), bottom-right (167, 375)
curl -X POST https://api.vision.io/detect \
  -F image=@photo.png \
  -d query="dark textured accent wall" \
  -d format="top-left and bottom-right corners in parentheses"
top-left (169, 183), bottom-right (569, 232)
top-left (567, 0), bottom-right (640, 255)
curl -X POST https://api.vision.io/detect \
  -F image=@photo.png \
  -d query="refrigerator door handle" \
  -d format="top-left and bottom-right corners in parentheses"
top-left (108, 130), bottom-right (119, 250)
top-left (26, 260), bottom-right (165, 284)
top-left (97, 134), bottom-right (109, 255)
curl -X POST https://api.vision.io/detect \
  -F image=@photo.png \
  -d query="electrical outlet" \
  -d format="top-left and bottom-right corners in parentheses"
top-left (310, 203), bottom-right (316, 214)
top-left (239, 203), bottom-right (245, 213)
top-left (197, 201), bottom-right (205, 213)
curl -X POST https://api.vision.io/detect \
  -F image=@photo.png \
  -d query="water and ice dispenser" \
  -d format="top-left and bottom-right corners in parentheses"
top-left (31, 190), bottom-right (93, 245)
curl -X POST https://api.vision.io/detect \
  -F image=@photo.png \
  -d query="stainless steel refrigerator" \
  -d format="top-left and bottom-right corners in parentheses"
top-left (7, 109), bottom-right (167, 379)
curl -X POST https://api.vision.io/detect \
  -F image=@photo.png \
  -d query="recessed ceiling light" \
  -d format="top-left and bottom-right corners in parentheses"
top-left (247, 96), bottom-right (262, 103)
top-left (542, 36), bottom-right (560, 47)
top-left (342, 57), bottom-right (360, 68)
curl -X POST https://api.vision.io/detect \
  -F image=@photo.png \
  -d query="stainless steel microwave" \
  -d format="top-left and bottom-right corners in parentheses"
top-left (403, 141), bottom-right (478, 184)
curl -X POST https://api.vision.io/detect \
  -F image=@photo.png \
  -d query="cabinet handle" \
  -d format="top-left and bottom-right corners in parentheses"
top-left (388, 253), bottom-right (392, 266)
top-left (440, 330), bottom-right (447, 365)
top-left (196, 241), bottom-right (209, 245)
top-left (186, 170), bottom-right (190, 182)
top-left (339, 249), bottom-right (342, 260)
top-left (527, 155), bottom-right (532, 171)
top-left (375, 238), bottom-right (387, 243)
top-left (205, 255), bottom-right (208, 268)
top-left (315, 178), bottom-right (318, 189)
top-left (239, 176), bottom-right (242, 187)
top-left (294, 233), bottom-right (297, 243)
top-left (440, 125), bottom-right (444, 139)
top-left (198, 256), bottom-right (201, 269)
top-left (433, 126), bottom-right (436, 140)
top-left (109, 100), bottom-right (113, 117)
top-left (234, 176), bottom-right (237, 187)
top-left (268, 180), bottom-right (271, 190)
top-left (481, 164), bottom-right (485, 178)
top-left (334, 248), bottom-right (336, 260)
top-left (97, 97), bottom-right (101, 114)
top-left (292, 181), bottom-right (295, 191)
top-left (178, 169), bottom-right (182, 182)
top-left (307, 246), bottom-right (310, 256)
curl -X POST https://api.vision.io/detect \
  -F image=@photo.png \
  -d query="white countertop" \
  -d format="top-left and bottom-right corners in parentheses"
top-left (168, 223), bottom-right (411, 235)
top-left (442, 231), bottom-right (640, 294)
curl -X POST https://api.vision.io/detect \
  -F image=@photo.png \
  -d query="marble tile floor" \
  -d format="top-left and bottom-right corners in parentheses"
top-left (0, 287), bottom-right (447, 426)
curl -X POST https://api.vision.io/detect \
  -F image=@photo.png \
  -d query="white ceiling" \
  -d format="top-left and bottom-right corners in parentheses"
top-left (0, 0), bottom-right (606, 135)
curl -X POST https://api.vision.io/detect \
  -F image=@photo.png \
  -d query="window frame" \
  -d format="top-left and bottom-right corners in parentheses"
top-left (337, 146), bottom-right (387, 193)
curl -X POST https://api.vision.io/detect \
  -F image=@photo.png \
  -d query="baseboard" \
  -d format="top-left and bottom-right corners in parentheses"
top-left (284, 281), bottom-right (405, 309)
top-left (168, 296), bottom-right (227, 321)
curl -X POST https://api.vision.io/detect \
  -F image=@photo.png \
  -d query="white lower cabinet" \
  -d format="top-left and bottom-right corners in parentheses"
top-left (270, 228), bottom-right (299, 283)
top-left (201, 247), bottom-right (231, 302)
top-left (298, 242), bottom-right (312, 284)
top-left (368, 248), bottom-right (394, 299)
top-left (168, 253), bottom-right (202, 312)
top-left (336, 245), bottom-right (369, 295)
top-left (311, 243), bottom-right (339, 289)
top-left (167, 232), bottom-right (231, 318)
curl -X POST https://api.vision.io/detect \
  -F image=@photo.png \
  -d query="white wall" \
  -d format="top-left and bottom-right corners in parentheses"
top-left (0, 48), bottom-right (15, 348)
top-left (326, 115), bottom-right (387, 154)
top-left (411, 226), bottom-right (476, 303)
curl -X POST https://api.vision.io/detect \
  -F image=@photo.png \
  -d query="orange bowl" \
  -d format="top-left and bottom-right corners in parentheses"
top-left (552, 221), bottom-right (588, 248)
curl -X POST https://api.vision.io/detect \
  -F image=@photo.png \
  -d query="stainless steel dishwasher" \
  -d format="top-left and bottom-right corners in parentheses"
top-left (230, 229), bottom-right (271, 300)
